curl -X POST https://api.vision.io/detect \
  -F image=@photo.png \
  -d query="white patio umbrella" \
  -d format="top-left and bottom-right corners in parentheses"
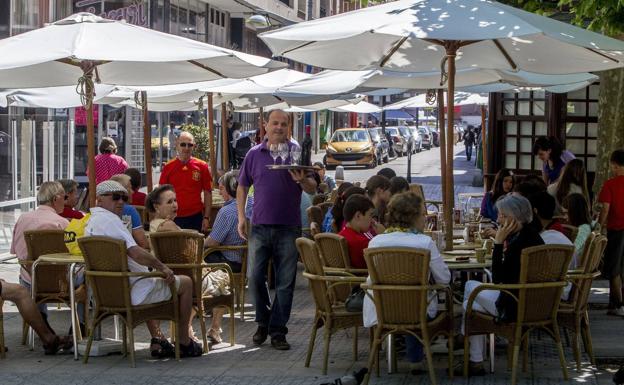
top-left (0, 12), bottom-right (284, 205)
top-left (261, 0), bottom-right (624, 252)
top-left (384, 92), bottom-right (487, 110)
top-left (0, 84), bottom-right (118, 108)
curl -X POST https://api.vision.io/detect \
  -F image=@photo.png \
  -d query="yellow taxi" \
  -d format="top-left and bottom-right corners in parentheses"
top-left (323, 128), bottom-right (376, 169)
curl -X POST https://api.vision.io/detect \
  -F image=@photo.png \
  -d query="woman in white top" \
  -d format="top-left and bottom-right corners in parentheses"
top-left (363, 191), bottom-right (450, 370)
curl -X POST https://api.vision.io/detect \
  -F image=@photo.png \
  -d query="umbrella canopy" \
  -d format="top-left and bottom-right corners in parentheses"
top-left (384, 92), bottom-right (487, 110)
top-left (0, 13), bottom-right (285, 88)
top-left (260, 0), bottom-right (624, 74)
top-left (0, 84), bottom-right (118, 108)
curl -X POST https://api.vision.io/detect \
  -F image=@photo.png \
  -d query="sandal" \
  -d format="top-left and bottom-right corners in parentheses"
top-left (150, 337), bottom-right (175, 358)
top-left (43, 335), bottom-right (72, 355)
top-left (207, 328), bottom-right (222, 345)
top-left (179, 339), bottom-right (203, 358)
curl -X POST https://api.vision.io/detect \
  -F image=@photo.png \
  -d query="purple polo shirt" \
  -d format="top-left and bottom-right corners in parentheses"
top-left (239, 141), bottom-right (302, 226)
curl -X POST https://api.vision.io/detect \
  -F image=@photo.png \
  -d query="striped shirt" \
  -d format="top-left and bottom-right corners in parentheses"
top-left (93, 153), bottom-right (129, 184)
top-left (208, 199), bottom-right (245, 263)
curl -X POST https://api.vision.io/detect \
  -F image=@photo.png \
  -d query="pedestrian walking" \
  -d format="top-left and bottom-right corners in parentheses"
top-left (463, 126), bottom-right (476, 162)
top-left (92, 137), bottom-right (128, 184)
top-left (236, 109), bottom-right (317, 351)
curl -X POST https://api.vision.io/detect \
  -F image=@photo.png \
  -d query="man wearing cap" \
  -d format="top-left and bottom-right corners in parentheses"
top-left (237, 109), bottom-right (317, 350)
top-left (313, 161), bottom-right (336, 192)
top-left (93, 137), bottom-right (128, 184)
top-left (159, 132), bottom-right (212, 233)
top-left (85, 180), bottom-right (202, 356)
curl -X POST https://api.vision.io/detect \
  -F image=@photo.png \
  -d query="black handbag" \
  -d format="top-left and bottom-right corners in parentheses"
top-left (345, 286), bottom-right (364, 312)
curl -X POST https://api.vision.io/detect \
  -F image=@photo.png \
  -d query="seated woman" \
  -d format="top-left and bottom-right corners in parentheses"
top-left (460, 194), bottom-right (544, 376)
top-left (109, 174), bottom-right (149, 249)
top-left (547, 159), bottom-right (589, 216)
top-left (562, 193), bottom-right (594, 266)
top-left (338, 194), bottom-right (375, 268)
top-left (389, 176), bottom-right (410, 196)
top-left (321, 182), bottom-right (353, 233)
top-left (363, 192), bottom-right (451, 373)
top-left (480, 169), bottom-right (514, 221)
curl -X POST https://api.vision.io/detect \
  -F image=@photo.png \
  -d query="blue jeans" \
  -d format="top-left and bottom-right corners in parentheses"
top-left (405, 335), bottom-right (424, 363)
top-left (248, 224), bottom-right (300, 337)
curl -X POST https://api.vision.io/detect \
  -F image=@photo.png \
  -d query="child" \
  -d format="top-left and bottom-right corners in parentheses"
top-left (598, 149), bottom-right (624, 316)
top-left (338, 194), bottom-right (375, 269)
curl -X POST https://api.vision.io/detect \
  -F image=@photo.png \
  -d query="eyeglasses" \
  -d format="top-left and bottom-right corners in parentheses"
top-left (102, 193), bottom-right (129, 202)
top-left (179, 142), bottom-right (195, 148)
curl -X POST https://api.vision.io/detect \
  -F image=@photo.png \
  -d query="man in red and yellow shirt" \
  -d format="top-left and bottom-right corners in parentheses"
top-left (159, 132), bottom-right (212, 232)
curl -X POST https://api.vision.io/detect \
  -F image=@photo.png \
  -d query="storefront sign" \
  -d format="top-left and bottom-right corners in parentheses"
top-left (75, 106), bottom-right (99, 127)
top-left (74, 1), bottom-right (148, 27)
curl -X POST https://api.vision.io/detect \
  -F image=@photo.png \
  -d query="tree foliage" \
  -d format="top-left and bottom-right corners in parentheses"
top-left (181, 123), bottom-right (210, 162)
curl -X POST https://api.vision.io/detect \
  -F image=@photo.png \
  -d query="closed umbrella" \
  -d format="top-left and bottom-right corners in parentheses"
top-left (0, 12), bottom-right (284, 205)
top-left (260, 0), bottom-right (624, 250)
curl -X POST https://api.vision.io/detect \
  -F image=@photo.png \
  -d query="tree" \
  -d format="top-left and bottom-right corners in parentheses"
top-left (500, 0), bottom-right (624, 197)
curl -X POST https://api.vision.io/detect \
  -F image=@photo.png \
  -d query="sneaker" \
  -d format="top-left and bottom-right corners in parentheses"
top-left (252, 326), bottom-right (268, 345)
top-left (453, 361), bottom-right (486, 377)
top-left (270, 334), bottom-right (291, 350)
top-left (616, 306), bottom-right (624, 317)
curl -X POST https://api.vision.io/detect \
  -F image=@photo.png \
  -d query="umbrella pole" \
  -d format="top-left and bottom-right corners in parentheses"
top-left (481, 105), bottom-right (488, 188)
top-left (141, 91), bottom-right (153, 192)
top-left (444, 44), bottom-right (458, 251)
top-left (259, 107), bottom-right (265, 140)
top-left (84, 71), bottom-right (96, 208)
top-left (207, 93), bottom-right (217, 185)
top-left (221, 103), bottom-right (228, 171)
top-left (437, 89), bottom-right (446, 227)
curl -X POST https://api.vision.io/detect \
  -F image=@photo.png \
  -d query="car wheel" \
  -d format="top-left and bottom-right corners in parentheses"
top-left (383, 154), bottom-right (389, 163)
top-left (416, 143), bottom-right (421, 153)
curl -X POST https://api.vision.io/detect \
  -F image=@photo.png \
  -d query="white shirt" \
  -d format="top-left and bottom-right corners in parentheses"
top-left (540, 229), bottom-right (575, 299)
top-left (362, 232), bottom-right (451, 327)
top-left (85, 207), bottom-right (154, 305)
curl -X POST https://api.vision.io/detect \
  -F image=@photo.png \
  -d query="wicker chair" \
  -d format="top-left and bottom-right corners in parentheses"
top-left (0, 298), bottom-right (5, 359)
top-left (361, 247), bottom-right (455, 385)
top-left (202, 245), bottom-right (248, 322)
top-left (561, 224), bottom-right (579, 244)
top-left (307, 206), bottom-right (323, 237)
top-left (132, 205), bottom-right (150, 231)
top-left (22, 229), bottom-right (84, 346)
top-left (149, 231), bottom-right (209, 352)
top-left (78, 236), bottom-right (181, 367)
top-left (314, 233), bottom-right (367, 304)
top-left (296, 238), bottom-right (365, 375)
top-left (559, 234), bottom-right (607, 371)
top-left (463, 244), bottom-right (574, 385)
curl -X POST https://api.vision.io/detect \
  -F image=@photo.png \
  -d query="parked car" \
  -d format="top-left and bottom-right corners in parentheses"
top-left (324, 128), bottom-right (377, 169)
top-left (408, 127), bottom-right (423, 153)
top-left (368, 128), bottom-right (389, 164)
top-left (428, 127), bottom-right (440, 147)
top-left (398, 126), bottom-right (415, 155)
top-left (418, 127), bottom-right (433, 150)
top-left (384, 126), bottom-right (409, 157)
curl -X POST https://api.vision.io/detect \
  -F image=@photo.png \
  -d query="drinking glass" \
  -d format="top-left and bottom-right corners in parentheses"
top-left (290, 146), bottom-right (301, 165)
top-left (278, 142), bottom-right (289, 164)
top-left (269, 143), bottom-right (279, 165)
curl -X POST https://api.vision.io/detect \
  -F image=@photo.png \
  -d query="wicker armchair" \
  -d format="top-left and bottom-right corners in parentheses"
top-left (132, 205), bottom-right (149, 231)
top-left (361, 247), bottom-right (454, 385)
top-left (314, 233), bottom-right (367, 304)
top-left (296, 238), bottom-right (365, 375)
top-left (559, 234), bottom-right (607, 370)
top-left (561, 224), bottom-right (579, 243)
top-left (202, 244), bottom-right (248, 322)
top-left (307, 206), bottom-right (323, 237)
top-left (463, 244), bottom-right (574, 385)
top-left (149, 231), bottom-right (209, 352)
top-left (78, 236), bottom-right (181, 367)
top-left (22, 229), bottom-right (85, 346)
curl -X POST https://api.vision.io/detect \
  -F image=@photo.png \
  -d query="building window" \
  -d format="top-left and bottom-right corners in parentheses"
top-left (564, 84), bottom-right (599, 172)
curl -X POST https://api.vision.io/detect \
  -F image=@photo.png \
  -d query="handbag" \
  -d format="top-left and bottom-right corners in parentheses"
top-left (345, 286), bottom-right (364, 312)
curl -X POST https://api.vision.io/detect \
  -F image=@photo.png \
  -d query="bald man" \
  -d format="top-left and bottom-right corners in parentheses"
top-left (159, 132), bottom-right (212, 232)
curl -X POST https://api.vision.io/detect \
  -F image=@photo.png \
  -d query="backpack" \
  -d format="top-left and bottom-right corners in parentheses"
top-left (64, 213), bottom-right (91, 255)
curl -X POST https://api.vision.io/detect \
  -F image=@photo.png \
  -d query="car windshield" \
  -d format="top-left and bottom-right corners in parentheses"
top-left (418, 128), bottom-right (427, 134)
top-left (331, 130), bottom-right (369, 142)
top-left (386, 127), bottom-right (398, 135)
top-left (368, 130), bottom-right (380, 140)
top-left (398, 127), bottom-right (410, 135)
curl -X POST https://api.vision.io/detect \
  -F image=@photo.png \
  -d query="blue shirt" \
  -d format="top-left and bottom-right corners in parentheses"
top-left (121, 204), bottom-right (142, 231)
top-left (301, 192), bottom-right (313, 228)
top-left (208, 199), bottom-right (245, 263)
top-left (321, 209), bottom-right (334, 233)
top-left (322, 175), bottom-right (336, 191)
top-left (480, 192), bottom-right (498, 221)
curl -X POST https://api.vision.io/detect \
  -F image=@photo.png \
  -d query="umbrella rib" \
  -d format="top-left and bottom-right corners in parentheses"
top-left (282, 41), bottom-right (316, 56)
top-left (493, 39), bottom-right (518, 70)
top-left (188, 60), bottom-right (225, 78)
top-left (585, 47), bottom-right (619, 63)
top-left (380, 36), bottom-right (409, 68)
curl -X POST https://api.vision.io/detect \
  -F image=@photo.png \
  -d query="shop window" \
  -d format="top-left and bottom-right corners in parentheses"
top-left (564, 84), bottom-right (599, 172)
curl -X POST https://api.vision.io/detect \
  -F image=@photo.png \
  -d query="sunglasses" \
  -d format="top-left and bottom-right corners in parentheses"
top-left (103, 193), bottom-right (129, 202)
top-left (179, 142), bottom-right (195, 148)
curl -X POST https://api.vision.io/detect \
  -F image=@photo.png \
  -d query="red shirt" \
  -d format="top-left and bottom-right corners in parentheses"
top-left (60, 206), bottom-right (84, 220)
top-left (546, 219), bottom-right (565, 233)
top-left (132, 191), bottom-right (147, 206)
top-left (338, 226), bottom-right (371, 269)
top-left (159, 157), bottom-right (212, 218)
top-left (599, 175), bottom-right (624, 230)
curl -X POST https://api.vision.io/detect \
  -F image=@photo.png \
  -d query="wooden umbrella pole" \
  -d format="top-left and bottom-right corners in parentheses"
top-left (141, 91), bottom-right (153, 192)
top-left (259, 107), bottom-right (265, 140)
top-left (437, 88), bottom-right (447, 223)
top-left (221, 103), bottom-right (228, 171)
top-left (481, 105), bottom-right (488, 189)
top-left (444, 43), bottom-right (459, 251)
top-left (207, 93), bottom-right (217, 185)
top-left (84, 69), bottom-right (97, 208)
